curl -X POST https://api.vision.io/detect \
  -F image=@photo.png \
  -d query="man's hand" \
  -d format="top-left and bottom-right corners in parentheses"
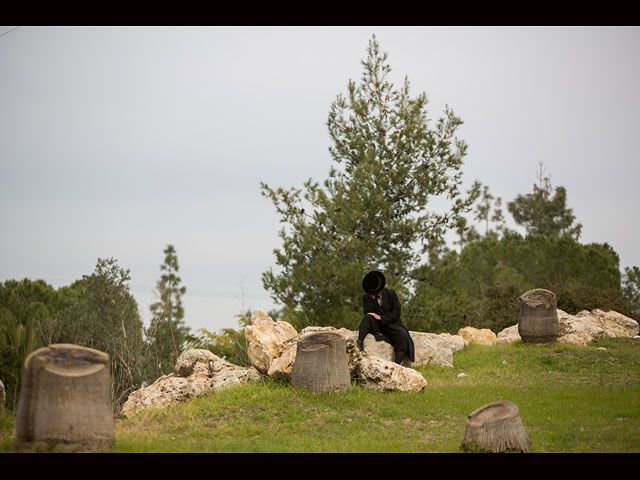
top-left (368, 313), bottom-right (381, 320)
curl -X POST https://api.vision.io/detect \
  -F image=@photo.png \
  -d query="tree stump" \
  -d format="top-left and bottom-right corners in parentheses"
top-left (461, 400), bottom-right (531, 453)
top-left (14, 344), bottom-right (114, 452)
top-left (291, 332), bottom-right (351, 393)
top-left (518, 288), bottom-right (559, 344)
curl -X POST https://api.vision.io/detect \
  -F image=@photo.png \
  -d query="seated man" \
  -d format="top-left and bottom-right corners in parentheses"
top-left (356, 270), bottom-right (415, 365)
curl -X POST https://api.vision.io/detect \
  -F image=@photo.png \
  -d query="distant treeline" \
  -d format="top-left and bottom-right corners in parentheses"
top-left (1, 248), bottom-right (190, 412)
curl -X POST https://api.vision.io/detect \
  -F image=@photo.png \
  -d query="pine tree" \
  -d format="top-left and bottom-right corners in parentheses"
top-left (147, 245), bottom-right (189, 376)
top-left (507, 162), bottom-right (582, 239)
top-left (53, 257), bottom-right (147, 409)
top-left (261, 35), bottom-right (480, 328)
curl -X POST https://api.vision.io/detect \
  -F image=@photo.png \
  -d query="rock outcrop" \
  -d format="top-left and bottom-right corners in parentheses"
top-left (244, 310), bottom-right (298, 374)
top-left (556, 309), bottom-right (606, 346)
top-left (121, 349), bottom-right (261, 418)
top-left (496, 325), bottom-right (521, 344)
top-left (496, 309), bottom-right (639, 347)
top-left (244, 314), bottom-right (459, 392)
top-left (590, 309), bottom-right (639, 338)
top-left (457, 326), bottom-right (497, 346)
top-left (355, 356), bottom-right (427, 392)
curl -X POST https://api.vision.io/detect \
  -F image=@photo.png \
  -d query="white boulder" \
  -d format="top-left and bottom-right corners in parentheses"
top-left (591, 309), bottom-right (639, 338)
top-left (121, 349), bottom-right (260, 418)
top-left (355, 356), bottom-right (427, 392)
top-left (496, 325), bottom-right (521, 344)
top-left (457, 326), bottom-right (497, 345)
top-left (495, 308), bottom-right (639, 347)
top-left (244, 310), bottom-right (298, 374)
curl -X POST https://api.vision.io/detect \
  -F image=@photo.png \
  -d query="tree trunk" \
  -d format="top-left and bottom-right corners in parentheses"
top-left (14, 344), bottom-right (114, 452)
top-left (291, 332), bottom-right (351, 393)
top-left (461, 400), bottom-right (531, 453)
top-left (518, 288), bottom-right (559, 344)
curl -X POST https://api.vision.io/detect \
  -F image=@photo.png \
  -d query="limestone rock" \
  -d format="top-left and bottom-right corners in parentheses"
top-left (361, 334), bottom-right (395, 362)
top-left (558, 309), bottom-right (639, 344)
top-left (556, 309), bottom-right (605, 346)
top-left (458, 326), bottom-right (497, 345)
top-left (267, 326), bottom-right (433, 392)
top-left (499, 308), bottom-right (638, 347)
top-left (497, 325), bottom-right (521, 344)
top-left (267, 337), bottom-right (298, 378)
top-left (591, 309), bottom-right (639, 338)
top-left (409, 332), bottom-right (464, 368)
top-left (174, 348), bottom-right (241, 377)
top-left (244, 310), bottom-right (298, 374)
top-left (121, 349), bottom-right (260, 418)
top-left (432, 332), bottom-right (468, 353)
top-left (355, 356), bottom-right (427, 392)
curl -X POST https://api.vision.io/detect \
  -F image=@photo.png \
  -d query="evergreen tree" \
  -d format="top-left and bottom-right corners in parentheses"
top-left (0, 278), bottom-right (78, 410)
top-left (507, 162), bottom-right (582, 239)
top-left (408, 232), bottom-right (627, 333)
top-left (474, 184), bottom-right (506, 239)
top-left (622, 266), bottom-right (640, 319)
top-left (261, 35), bottom-right (480, 328)
top-left (452, 183), bottom-right (506, 252)
top-left (146, 244), bottom-right (189, 376)
top-left (53, 258), bottom-right (147, 409)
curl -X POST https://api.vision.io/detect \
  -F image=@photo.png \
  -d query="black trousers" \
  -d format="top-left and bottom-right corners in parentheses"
top-left (358, 314), bottom-right (414, 363)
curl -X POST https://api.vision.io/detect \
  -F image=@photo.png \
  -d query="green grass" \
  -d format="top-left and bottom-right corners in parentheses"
top-left (2, 337), bottom-right (639, 452)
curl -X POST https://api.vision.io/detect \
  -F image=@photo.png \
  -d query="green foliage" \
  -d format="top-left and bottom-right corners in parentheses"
top-left (0, 247), bottom-right (197, 413)
top-left (470, 184), bottom-right (507, 240)
top-left (555, 283), bottom-right (636, 318)
top-left (0, 278), bottom-right (64, 410)
top-left (622, 266), bottom-right (640, 319)
top-left (185, 310), bottom-right (252, 367)
top-left (261, 34), bottom-right (480, 328)
top-left (45, 258), bottom-right (147, 410)
top-left (146, 245), bottom-right (190, 378)
top-left (507, 162), bottom-right (582, 239)
top-left (408, 233), bottom-right (626, 334)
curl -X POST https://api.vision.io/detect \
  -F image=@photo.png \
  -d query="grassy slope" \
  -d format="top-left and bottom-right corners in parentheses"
top-left (2, 337), bottom-right (639, 453)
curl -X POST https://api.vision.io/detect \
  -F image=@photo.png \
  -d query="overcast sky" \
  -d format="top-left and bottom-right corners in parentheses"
top-left (1, 26), bottom-right (638, 334)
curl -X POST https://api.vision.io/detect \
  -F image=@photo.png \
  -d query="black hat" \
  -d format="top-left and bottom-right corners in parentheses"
top-left (362, 271), bottom-right (386, 295)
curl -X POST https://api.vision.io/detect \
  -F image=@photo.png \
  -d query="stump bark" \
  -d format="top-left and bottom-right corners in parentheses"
top-left (291, 332), bottom-right (351, 393)
top-left (461, 400), bottom-right (531, 453)
top-left (14, 344), bottom-right (114, 452)
top-left (518, 288), bottom-right (559, 344)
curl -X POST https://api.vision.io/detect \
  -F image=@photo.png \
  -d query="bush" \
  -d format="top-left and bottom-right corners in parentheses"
top-left (409, 233), bottom-right (633, 335)
top-left (479, 284), bottom-right (522, 332)
top-left (555, 283), bottom-right (635, 318)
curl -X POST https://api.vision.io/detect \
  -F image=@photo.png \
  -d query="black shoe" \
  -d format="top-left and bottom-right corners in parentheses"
top-left (356, 339), bottom-right (365, 352)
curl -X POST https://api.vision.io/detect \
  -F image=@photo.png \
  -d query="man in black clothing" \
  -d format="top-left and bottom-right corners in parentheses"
top-left (356, 271), bottom-right (415, 365)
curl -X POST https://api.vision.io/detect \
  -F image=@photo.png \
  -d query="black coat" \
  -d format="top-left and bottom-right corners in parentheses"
top-left (361, 288), bottom-right (415, 362)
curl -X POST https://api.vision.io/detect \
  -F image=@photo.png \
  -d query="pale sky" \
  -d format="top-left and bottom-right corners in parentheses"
top-left (1, 26), bottom-right (639, 334)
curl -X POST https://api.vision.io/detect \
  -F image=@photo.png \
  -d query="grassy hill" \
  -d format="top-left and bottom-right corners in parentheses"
top-left (2, 336), bottom-right (639, 453)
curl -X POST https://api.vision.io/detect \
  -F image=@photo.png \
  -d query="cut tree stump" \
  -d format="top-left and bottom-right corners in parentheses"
top-left (291, 331), bottom-right (351, 393)
top-left (461, 400), bottom-right (531, 453)
top-left (518, 288), bottom-right (559, 344)
top-left (14, 344), bottom-right (114, 452)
